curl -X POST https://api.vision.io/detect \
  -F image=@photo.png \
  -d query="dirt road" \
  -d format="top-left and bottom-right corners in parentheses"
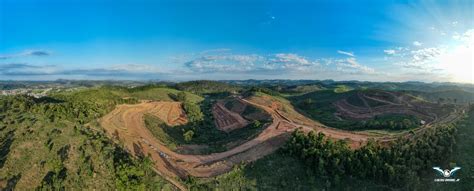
top-left (100, 98), bottom-right (373, 177)
top-left (99, 98), bottom-right (463, 190)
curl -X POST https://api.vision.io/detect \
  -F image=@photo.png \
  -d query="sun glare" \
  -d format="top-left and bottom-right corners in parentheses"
top-left (437, 33), bottom-right (474, 84)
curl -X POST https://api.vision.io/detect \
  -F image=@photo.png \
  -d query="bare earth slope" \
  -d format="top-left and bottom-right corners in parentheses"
top-left (212, 100), bottom-right (249, 132)
top-left (99, 95), bottom-right (463, 190)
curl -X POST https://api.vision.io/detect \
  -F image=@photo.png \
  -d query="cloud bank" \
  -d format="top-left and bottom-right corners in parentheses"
top-left (0, 50), bottom-right (51, 60)
top-left (182, 51), bottom-right (378, 80)
top-left (0, 49), bottom-right (379, 81)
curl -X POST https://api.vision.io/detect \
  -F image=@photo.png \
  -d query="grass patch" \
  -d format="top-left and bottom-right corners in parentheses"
top-left (334, 85), bottom-right (352, 93)
top-left (143, 114), bottom-right (184, 151)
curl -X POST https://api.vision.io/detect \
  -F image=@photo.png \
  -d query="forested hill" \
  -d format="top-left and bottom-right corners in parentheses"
top-left (405, 89), bottom-right (474, 104)
top-left (0, 87), bottom-right (202, 190)
top-left (175, 80), bottom-right (242, 95)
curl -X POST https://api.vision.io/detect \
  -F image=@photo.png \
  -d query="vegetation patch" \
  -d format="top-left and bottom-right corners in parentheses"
top-left (175, 80), bottom-right (242, 95)
top-left (241, 105), bottom-right (271, 122)
top-left (361, 114), bottom-right (420, 130)
top-left (143, 114), bottom-right (184, 151)
top-left (282, 124), bottom-right (457, 189)
top-left (424, 106), bottom-right (474, 190)
top-left (140, 93), bottom-right (270, 153)
top-left (334, 85), bottom-right (352, 93)
top-left (223, 98), bottom-right (271, 122)
top-left (346, 93), bottom-right (366, 107)
top-left (292, 90), bottom-right (352, 127)
top-left (189, 149), bottom-right (385, 190)
top-left (0, 94), bottom-right (175, 190)
top-left (292, 90), bottom-right (434, 130)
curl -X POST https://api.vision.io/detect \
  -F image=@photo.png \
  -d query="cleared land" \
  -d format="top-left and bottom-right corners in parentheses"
top-left (212, 101), bottom-right (249, 132)
top-left (292, 89), bottom-right (457, 131)
top-left (223, 97), bottom-right (271, 121)
top-left (99, 93), bottom-right (463, 190)
top-left (334, 91), bottom-right (438, 122)
top-left (100, 97), bottom-right (371, 179)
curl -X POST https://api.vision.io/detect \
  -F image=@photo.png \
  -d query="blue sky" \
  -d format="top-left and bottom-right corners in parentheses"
top-left (0, 0), bottom-right (473, 83)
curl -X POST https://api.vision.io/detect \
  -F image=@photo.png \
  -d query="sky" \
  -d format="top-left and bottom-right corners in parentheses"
top-left (0, 0), bottom-right (473, 83)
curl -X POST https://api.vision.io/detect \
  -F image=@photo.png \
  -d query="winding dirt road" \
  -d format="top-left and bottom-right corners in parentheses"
top-left (99, 97), bottom-right (463, 190)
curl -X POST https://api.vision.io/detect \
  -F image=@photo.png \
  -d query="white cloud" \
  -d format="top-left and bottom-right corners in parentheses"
top-left (109, 64), bottom-right (162, 73)
top-left (200, 48), bottom-right (232, 55)
top-left (184, 53), bottom-right (323, 74)
top-left (264, 54), bottom-right (322, 73)
top-left (337, 50), bottom-right (355, 57)
top-left (184, 54), bottom-right (263, 73)
top-left (383, 49), bottom-right (396, 55)
top-left (413, 41), bottom-right (422, 46)
top-left (385, 28), bottom-right (474, 83)
top-left (396, 44), bottom-right (472, 83)
top-left (0, 49), bottom-right (382, 81)
top-left (411, 47), bottom-right (442, 63)
top-left (271, 53), bottom-right (311, 66)
top-left (335, 57), bottom-right (375, 74)
top-left (390, 47), bottom-right (444, 71)
top-left (452, 32), bottom-right (461, 40)
top-left (183, 52), bottom-right (378, 76)
top-left (453, 29), bottom-right (474, 44)
top-left (262, 13), bottom-right (277, 25)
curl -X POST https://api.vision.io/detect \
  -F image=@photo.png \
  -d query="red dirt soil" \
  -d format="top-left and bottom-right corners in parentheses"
top-left (98, 96), bottom-right (462, 191)
top-left (212, 101), bottom-right (249, 132)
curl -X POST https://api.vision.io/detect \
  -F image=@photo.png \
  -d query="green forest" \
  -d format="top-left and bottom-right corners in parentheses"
top-left (282, 125), bottom-right (457, 189)
top-left (0, 92), bottom-right (176, 190)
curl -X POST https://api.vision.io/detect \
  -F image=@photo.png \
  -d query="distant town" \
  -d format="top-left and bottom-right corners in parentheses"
top-left (1, 88), bottom-right (53, 98)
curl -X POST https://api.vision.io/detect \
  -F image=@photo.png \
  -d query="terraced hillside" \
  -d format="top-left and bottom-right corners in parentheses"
top-left (100, 90), bottom-right (435, 189)
top-left (212, 100), bottom-right (249, 132)
top-left (292, 89), bottom-right (455, 130)
top-left (223, 97), bottom-right (270, 121)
